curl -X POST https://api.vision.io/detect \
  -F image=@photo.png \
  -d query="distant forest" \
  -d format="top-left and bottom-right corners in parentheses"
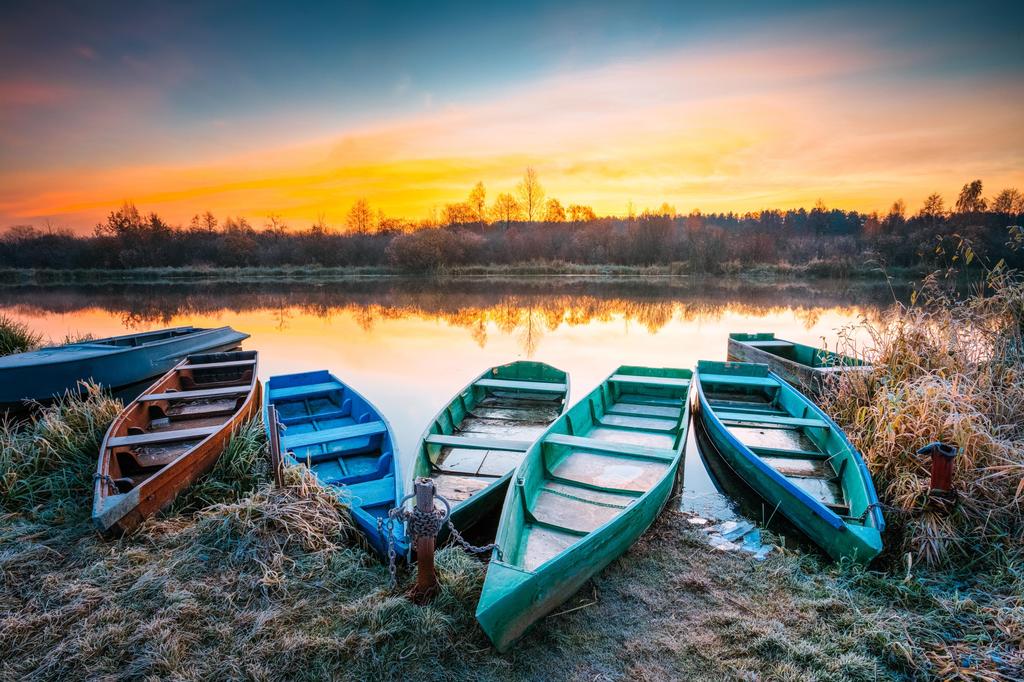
top-left (3, 172), bottom-right (1022, 274)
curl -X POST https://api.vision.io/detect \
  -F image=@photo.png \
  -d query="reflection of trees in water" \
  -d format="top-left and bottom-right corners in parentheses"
top-left (0, 279), bottom-right (900, 355)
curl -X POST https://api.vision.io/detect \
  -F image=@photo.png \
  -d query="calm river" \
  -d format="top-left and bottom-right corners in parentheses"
top-left (0, 276), bottom-right (903, 526)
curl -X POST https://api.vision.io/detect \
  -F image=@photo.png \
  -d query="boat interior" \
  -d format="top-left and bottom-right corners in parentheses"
top-left (697, 360), bottom-right (871, 523)
top-left (420, 362), bottom-right (568, 507)
top-left (101, 351), bottom-right (257, 494)
top-left (500, 366), bottom-right (690, 571)
top-left (267, 370), bottom-right (396, 521)
top-left (81, 327), bottom-right (201, 348)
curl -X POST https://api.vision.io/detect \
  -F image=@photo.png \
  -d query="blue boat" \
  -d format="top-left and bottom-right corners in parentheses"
top-left (263, 370), bottom-right (407, 559)
top-left (0, 326), bottom-right (249, 407)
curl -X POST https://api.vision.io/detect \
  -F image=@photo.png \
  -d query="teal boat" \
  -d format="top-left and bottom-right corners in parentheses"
top-left (693, 360), bottom-right (883, 563)
top-left (263, 370), bottom-right (406, 560)
top-left (411, 361), bottom-right (568, 543)
top-left (727, 332), bottom-right (869, 396)
top-left (0, 326), bottom-right (248, 407)
top-left (476, 365), bottom-right (691, 652)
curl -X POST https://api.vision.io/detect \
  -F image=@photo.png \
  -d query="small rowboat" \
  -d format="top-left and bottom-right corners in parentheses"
top-left (727, 332), bottom-right (868, 396)
top-left (93, 351), bottom-right (260, 534)
top-left (263, 370), bottom-right (405, 559)
top-left (0, 326), bottom-right (249, 407)
top-left (411, 361), bottom-right (568, 543)
top-left (693, 360), bottom-right (883, 563)
top-left (476, 365), bottom-right (691, 652)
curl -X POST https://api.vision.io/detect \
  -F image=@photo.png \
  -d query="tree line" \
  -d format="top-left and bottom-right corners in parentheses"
top-left (2, 170), bottom-right (1022, 274)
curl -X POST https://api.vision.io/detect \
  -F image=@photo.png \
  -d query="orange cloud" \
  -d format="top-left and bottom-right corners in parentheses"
top-left (2, 38), bottom-right (1023, 231)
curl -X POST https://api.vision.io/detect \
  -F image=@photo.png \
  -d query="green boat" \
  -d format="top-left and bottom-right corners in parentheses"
top-left (411, 361), bottom-right (569, 542)
top-left (476, 365), bottom-right (691, 652)
top-left (727, 332), bottom-right (869, 396)
top-left (693, 360), bottom-right (883, 563)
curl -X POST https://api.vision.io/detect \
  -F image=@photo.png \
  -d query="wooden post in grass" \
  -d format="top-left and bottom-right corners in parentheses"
top-left (917, 442), bottom-right (958, 507)
top-left (410, 477), bottom-right (439, 604)
top-left (267, 405), bottom-right (285, 488)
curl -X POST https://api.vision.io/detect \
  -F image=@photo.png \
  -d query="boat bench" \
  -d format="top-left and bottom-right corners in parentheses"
top-left (268, 382), bottom-right (342, 401)
top-left (141, 385), bottom-right (250, 402)
top-left (699, 373), bottom-right (778, 388)
top-left (717, 411), bottom-right (829, 429)
top-left (544, 433), bottom-right (676, 461)
top-left (282, 421), bottom-right (386, 450)
top-left (339, 477), bottom-right (395, 508)
top-left (108, 425), bottom-right (219, 448)
top-left (609, 374), bottom-right (690, 389)
top-left (185, 359), bottom-right (256, 370)
top-left (424, 434), bottom-right (534, 451)
top-left (475, 378), bottom-right (567, 393)
top-left (746, 340), bottom-right (793, 348)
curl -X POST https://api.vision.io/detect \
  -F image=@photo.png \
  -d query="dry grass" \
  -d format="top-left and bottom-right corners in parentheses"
top-left (825, 253), bottom-right (1024, 571)
top-left (0, 313), bottom-right (42, 356)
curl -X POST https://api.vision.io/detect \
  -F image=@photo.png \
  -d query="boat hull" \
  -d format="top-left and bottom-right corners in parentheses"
top-left (264, 370), bottom-right (406, 561)
top-left (727, 333), bottom-right (868, 397)
top-left (93, 351), bottom-right (260, 534)
top-left (0, 326), bottom-right (249, 407)
top-left (693, 360), bottom-right (882, 563)
top-left (476, 365), bottom-right (690, 651)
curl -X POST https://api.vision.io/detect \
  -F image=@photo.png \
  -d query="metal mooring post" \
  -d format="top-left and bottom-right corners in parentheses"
top-left (917, 441), bottom-right (958, 507)
top-left (411, 477), bottom-right (440, 604)
top-left (267, 405), bottom-right (285, 488)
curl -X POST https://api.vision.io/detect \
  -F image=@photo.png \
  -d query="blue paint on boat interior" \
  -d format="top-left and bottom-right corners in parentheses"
top-left (263, 370), bottom-right (407, 559)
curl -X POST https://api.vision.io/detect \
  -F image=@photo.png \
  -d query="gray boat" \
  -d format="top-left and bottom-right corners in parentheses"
top-left (0, 326), bottom-right (249, 407)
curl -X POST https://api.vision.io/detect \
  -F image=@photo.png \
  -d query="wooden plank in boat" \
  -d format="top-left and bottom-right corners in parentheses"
top-left (717, 411), bottom-right (829, 429)
top-left (282, 420), bottom-right (386, 449)
top-left (544, 433), bottom-right (675, 461)
top-left (609, 374), bottom-right (690, 388)
top-left (185, 359), bottom-right (257, 370)
top-left (141, 385), bottom-right (250, 401)
top-left (425, 434), bottom-right (534, 451)
top-left (108, 425), bottom-right (219, 448)
top-left (699, 373), bottom-right (778, 388)
top-left (475, 378), bottom-right (567, 393)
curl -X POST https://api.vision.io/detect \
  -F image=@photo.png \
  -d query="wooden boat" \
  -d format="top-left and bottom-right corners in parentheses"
top-left (693, 360), bottom-right (883, 563)
top-left (0, 326), bottom-right (249, 407)
top-left (264, 370), bottom-right (405, 559)
top-left (727, 332), bottom-right (868, 396)
top-left (411, 361), bottom-right (568, 544)
top-left (93, 350), bottom-right (260, 534)
top-left (476, 365), bottom-right (691, 652)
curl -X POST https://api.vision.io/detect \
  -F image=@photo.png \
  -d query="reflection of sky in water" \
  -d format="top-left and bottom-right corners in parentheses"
top-left (0, 280), bottom-right (897, 520)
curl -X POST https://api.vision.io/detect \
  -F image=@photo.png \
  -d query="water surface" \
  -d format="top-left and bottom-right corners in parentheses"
top-left (0, 277), bottom-right (901, 525)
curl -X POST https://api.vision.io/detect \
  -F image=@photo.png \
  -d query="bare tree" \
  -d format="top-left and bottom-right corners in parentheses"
top-left (919, 193), bottom-right (945, 218)
top-left (468, 181), bottom-right (487, 225)
top-left (491, 192), bottom-right (522, 229)
top-left (991, 188), bottom-right (1024, 214)
top-left (543, 198), bottom-right (566, 223)
top-left (956, 180), bottom-right (986, 213)
top-left (516, 167), bottom-right (545, 222)
top-left (346, 198), bottom-right (375, 234)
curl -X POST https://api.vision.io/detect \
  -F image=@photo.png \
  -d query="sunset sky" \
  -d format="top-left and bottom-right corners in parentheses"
top-left (2, 1), bottom-right (1022, 232)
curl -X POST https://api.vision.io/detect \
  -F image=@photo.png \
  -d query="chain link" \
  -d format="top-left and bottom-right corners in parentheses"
top-left (377, 489), bottom-right (503, 587)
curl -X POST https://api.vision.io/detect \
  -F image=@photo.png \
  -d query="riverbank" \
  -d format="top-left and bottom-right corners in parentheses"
top-left (1, 388), bottom-right (1020, 680)
top-left (0, 261), bottom-right (925, 286)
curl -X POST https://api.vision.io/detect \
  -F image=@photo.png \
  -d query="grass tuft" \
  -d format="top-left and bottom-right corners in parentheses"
top-left (0, 313), bottom-right (42, 356)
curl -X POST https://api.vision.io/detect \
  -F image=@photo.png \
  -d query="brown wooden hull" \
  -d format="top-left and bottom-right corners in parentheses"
top-left (93, 351), bottom-right (260, 534)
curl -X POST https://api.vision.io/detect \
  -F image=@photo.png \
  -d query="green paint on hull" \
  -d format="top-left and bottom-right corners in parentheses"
top-left (476, 365), bottom-right (691, 652)
top-left (694, 360), bottom-right (883, 564)
top-left (411, 361), bottom-right (569, 547)
top-left (727, 332), bottom-right (869, 396)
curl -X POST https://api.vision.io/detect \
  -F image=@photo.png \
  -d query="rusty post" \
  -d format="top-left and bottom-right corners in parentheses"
top-left (917, 442), bottom-right (958, 494)
top-left (267, 405), bottom-right (285, 488)
top-left (410, 477), bottom-right (439, 604)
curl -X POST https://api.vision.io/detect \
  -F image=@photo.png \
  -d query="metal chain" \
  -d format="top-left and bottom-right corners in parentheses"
top-left (93, 472), bottom-right (117, 491)
top-left (377, 489), bottom-right (503, 587)
top-left (447, 519), bottom-right (502, 560)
